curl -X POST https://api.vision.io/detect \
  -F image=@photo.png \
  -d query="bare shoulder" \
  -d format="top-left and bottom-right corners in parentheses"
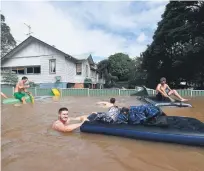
top-left (156, 83), bottom-right (161, 89)
top-left (52, 120), bottom-right (64, 130)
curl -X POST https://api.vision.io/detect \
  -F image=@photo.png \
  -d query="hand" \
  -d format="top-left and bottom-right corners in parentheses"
top-left (80, 116), bottom-right (89, 122)
top-left (27, 92), bottom-right (32, 95)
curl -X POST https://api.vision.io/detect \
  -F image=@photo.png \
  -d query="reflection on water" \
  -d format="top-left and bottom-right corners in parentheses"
top-left (1, 96), bottom-right (204, 171)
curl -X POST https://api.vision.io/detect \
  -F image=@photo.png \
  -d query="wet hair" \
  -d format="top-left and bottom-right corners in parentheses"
top-left (110, 98), bottom-right (116, 104)
top-left (58, 107), bottom-right (68, 114)
top-left (22, 76), bottom-right (28, 80)
top-left (121, 107), bottom-right (129, 114)
top-left (160, 77), bottom-right (166, 82)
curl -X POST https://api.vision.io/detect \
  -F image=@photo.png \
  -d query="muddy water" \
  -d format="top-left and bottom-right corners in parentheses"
top-left (1, 96), bottom-right (204, 171)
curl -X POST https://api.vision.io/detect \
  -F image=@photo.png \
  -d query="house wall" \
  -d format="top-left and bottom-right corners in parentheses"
top-left (1, 41), bottom-right (77, 87)
top-left (74, 60), bottom-right (89, 83)
top-left (1, 39), bottom-right (105, 88)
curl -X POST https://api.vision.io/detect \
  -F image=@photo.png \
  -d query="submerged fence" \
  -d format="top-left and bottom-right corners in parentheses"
top-left (1, 87), bottom-right (204, 97)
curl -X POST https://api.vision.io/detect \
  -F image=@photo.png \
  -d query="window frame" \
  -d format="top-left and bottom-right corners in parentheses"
top-left (49, 59), bottom-right (56, 74)
top-left (76, 63), bottom-right (82, 75)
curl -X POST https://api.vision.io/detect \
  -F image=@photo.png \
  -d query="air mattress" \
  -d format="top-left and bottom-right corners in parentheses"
top-left (80, 116), bottom-right (204, 146)
top-left (140, 96), bottom-right (192, 108)
top-left (2, 95), bottom-right (32, 104)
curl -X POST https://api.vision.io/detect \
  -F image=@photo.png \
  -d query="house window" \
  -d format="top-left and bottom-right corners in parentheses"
top-left (26, 66), bottom-right (41, 74)
top-left (86, 65), bottom-right (88, 77)
top-left (76, 63), bottom-right (82, 75)
top-left (49, 59), bottom-right (56, 74)
top-left (17, 67), bottom-right (25, 74)
top-left (11, 67), bottom-right (25, 74)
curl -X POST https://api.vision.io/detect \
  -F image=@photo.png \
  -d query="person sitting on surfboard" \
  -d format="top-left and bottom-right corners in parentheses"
top-left (52, 107), bottom-right (88, 132)
top-left (156, 77), bottom-right (189, 102)
top-left (14, 76), bottom-right (30, 104)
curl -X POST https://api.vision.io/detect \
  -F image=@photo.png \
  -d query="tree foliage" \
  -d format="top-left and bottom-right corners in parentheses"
top-left (97, 59), bottom-right (118, 87)
top-left (140, 1), bottom-right (204, 89)
top-left (128, 57), bottom-right (147, 88)
top-left (1, 70), bottom-right (18, 86)
top-left (1, 14), bottom-right (16, 57)
top-left (97, 53), bottom-right (133, 87)
top-left (108, 53), bottom-right (132, 81)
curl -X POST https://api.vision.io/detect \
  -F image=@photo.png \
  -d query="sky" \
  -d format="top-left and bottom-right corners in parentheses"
top-left (1, 0), bottom-right (169, 62)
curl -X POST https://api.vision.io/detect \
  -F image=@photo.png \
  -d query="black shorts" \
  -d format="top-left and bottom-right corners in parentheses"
top-left (156, 93), bottom-right (169, 101)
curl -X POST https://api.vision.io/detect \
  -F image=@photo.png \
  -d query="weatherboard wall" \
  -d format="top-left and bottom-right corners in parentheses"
top-left (1, 40), bottom-right (77, 84)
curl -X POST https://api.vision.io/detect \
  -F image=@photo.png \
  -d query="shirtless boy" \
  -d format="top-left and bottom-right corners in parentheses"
top-left (156, 77), bottom-right (188, 102)
top-left (14, 76), bottom-right (30, 104)
top-left (96, 97), bottom-right (118, 108)
top-left (52, 107), bottom-right (89, 132)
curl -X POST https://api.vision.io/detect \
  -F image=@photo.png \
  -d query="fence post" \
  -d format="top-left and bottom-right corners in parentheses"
top-left (119, 89), bottom-right (120, 96)
top-left (87, 88), bottom-right (89, 96)
top-left (190, 89), bottom-right (193, 97)
top-left (35, 87), bottom-right (37, 96)
top-left (60, 88), bottom-right (63, 97)
top-left (12, 87), bottom-right (14, 94)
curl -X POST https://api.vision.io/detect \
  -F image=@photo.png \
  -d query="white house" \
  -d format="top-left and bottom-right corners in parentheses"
top-left (1, 36), bottom-right (105, 88)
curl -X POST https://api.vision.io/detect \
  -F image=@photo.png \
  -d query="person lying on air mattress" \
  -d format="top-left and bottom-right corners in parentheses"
top-left (88, 100), bottom-right (167, 126)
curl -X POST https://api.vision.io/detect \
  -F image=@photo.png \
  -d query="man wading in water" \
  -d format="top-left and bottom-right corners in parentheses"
top-left (156, 77), bottom-right (189, 102)
top-left (52, 107), bottom-right (89, 132)
top-left (14, 76), bottom-right (30, 104)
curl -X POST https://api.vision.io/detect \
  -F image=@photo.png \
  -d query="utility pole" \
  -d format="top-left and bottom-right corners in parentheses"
top-left (24, 23), bottom-right (33, 36)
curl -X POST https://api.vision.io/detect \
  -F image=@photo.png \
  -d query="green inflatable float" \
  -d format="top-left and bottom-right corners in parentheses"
top-left (2, 94), bottom-right (33, 105)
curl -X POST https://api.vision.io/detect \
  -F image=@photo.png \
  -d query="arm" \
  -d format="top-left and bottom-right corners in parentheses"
top-left (17, 82), bottom-right (30, 92)
top-left (53, 120), bottom-right (85, 132)
top-left (156, 84), bottom-right (168, 97)
top-left (70, 115), bottom-right (90, 121)
top-left (1, 92), bottom-right (8, 98)
top-left (52, 118), bottom-right (86, 132)
top-left (69, 116), bottom-right (83, 121)
top-left (166, 84), bottom-right (172, 91)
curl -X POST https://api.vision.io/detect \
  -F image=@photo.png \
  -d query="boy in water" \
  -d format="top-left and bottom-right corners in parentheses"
top-left (52, 107), bottom-right (88, 132)
top-left (14, 76), bottom-right (30, 104)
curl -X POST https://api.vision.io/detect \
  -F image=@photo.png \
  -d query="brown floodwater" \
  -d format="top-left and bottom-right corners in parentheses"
top-left (1, 96), bottom-right (204, 171)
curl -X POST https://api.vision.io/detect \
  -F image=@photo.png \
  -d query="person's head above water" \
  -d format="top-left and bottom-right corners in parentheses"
top-left (110, 98), bottom-right (116, 104)
top-left (58, 107), bottom-right (69, 123)
top-left (160, 77), bottom-right (166, 84)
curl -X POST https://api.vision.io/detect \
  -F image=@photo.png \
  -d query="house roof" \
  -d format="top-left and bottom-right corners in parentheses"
top-left (1, 36), bottom-right (78, 62)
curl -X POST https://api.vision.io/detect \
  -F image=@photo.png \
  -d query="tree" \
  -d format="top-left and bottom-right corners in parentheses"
top-left (141, 1), bottom-right (204, 88)
top-left (97, 59), bottom-right (118, 87)
top-left (1, 14), bottom-right (16, 57)
top-left (128, 57), bottom-right (147, 88)
top-left (1, 70), bottom-right (18, 86)
top-left (108, 53), bottom-right (132, 81)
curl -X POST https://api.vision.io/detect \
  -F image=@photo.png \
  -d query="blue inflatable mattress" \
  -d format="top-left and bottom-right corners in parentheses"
top-left (80, 116), bottom-right (204, 146)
